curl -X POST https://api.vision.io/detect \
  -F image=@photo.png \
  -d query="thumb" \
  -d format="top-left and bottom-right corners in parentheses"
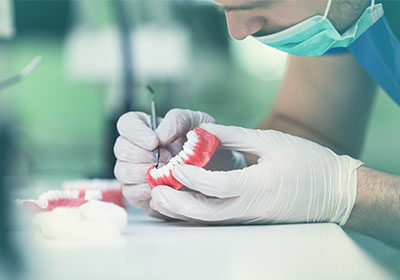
top-left (156, 109), bottom-right (215, 146)
top-left (172, 164), bottom-right (244, 198)
top-left (200, 123), bottom-right (266, 157)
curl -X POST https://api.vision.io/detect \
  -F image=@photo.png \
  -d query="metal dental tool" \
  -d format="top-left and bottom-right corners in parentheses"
top-left (0, 56), bottom-right (43, 92)
top-left (147, 85), bottom-right (160, 168)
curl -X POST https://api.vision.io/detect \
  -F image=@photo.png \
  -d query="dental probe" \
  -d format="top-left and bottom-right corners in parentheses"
top-left (0, 56), bottom-right (43, 92)
top-left (147, 85), bottom-right (160, 168)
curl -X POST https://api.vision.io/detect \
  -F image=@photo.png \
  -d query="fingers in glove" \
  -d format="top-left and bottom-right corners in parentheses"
top-left (128, 195), bottom-right (177, 221)
top-left (114, 161), bottom-right (154, 184)
top-left (150, 198), bottom-right (215, 224)
top-left (200, 123), bottom-right (267, 157)
top-left (165, 137), bottom-right (186, 157)
top-left (122, 183), bottom-right (151, 203)
top-left (172, 164), bottom-right (244, 198)
top-left (156, 109), bottom-right (215, 146)
top-left (114, 136), bottom-right (172, 163)
top-left (146, 205), bottom-right (179, 221)
top-left (117, 112), bottom-right (159, 151)
top-left (149, 195), bottom-right (195, 222)
top-left (151, 186), bottom-right (236, 222)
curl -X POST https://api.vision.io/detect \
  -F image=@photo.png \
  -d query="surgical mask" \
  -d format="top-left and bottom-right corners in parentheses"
top-left (254, 0), bottom-right (384, 57)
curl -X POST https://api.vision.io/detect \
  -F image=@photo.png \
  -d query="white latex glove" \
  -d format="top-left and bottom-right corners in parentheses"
top-left (150, 123), bottom-right (364, 225)
top-left (114, 109), bottom-right (246, 219)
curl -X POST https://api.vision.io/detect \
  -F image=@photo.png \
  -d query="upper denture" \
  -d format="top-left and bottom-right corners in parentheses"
top-left (147, 127), bottom-right (220, 190)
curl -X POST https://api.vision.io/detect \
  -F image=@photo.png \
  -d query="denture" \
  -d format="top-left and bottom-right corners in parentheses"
top-left (17, 180), bottom-right (125, 214)
top-left (62, 179), bottom-right (125, 208)
top-left (146, 127), bottom-right (220, 190)
top-left (16, 189), bottom-right (93, 214)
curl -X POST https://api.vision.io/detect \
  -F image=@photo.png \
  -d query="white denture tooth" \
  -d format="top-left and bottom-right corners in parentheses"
top-left (150, 168), bottom-right (158, 178)
top-left (191, 131), bottom-right (199, 140)
top-left (63, 190), bottom-right (71, 198)
top-left (176, 155), bottom-right (184, 164)
top-left (153, 168), bottom-right (160, 179)
top-left (157, 167), bottom-right (164, 178)
top-left (189, 141), bottom-right (196, 149)
top-left (85, 190), bottom-right (103, 201)
top-left (39, 191), bottom-right (49, 199)
top-left (190, 137), bottom-right (198, 145)
top-left (64, 191), bottom-right (70, 198)
top-left (58, 190), bottom-right (66, 199)
top-left (170, 157), bottom-right (179, 167)
top-left (162, 167), bottom-right (170, 177)
top-left (179, 151), bottom-right (189, 161)
top-left (39, 191), bottom-right (51, 202)
top-left (69, 190), bottom-right (79, 199)
top-left (155, 167), bottom-right (162, 178)
top-left (156, 168), bottom-right (163, 179)
top-left (187, 139), bottom-right (197, 149)
top-left (37, 199), bottom-right (48, 209)
top-left (184, 141), bottom-right (195, 151)
top-left (182, 142), bottom-right (190, 150)
top-left (52, 190), bottom-right (62, 199)
top-left (186, 130), bottom-right (196, 140)
top-left (166, 162), bottom-right (174, 170)
top-left (156, 168), bottom-right (162, 178)
top-left (183, 146), bottom-right (194, 155)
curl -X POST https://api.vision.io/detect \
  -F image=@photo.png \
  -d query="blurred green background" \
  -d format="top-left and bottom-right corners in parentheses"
top-left (1, 0), bottom-right (399, 197)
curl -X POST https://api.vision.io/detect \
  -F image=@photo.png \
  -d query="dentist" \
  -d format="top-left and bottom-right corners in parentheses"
top-left (114, 0), bottom-right (400, 248)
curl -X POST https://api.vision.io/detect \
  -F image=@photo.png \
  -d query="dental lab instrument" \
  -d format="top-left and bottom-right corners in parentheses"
top-left (0, 56), bottom-right (43, 92)
top-left (147, 85), bottom-right (160, 168)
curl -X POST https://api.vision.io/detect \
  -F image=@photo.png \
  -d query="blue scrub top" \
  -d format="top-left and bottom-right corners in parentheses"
top-left (325, 16), bottom-right (400, 106)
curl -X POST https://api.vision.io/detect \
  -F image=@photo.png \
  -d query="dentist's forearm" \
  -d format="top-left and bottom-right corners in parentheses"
top-left (260, 54), bottom-right (376, 158)
top-left (345, 166), bottom-right (400, 249)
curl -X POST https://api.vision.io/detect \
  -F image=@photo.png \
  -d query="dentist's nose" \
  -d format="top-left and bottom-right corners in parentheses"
top-left (225, 12), bottom-right (266, 40)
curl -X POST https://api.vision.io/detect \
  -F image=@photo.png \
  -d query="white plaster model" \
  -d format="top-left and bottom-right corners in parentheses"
top-left (33, 201), bottom-right (127, 240)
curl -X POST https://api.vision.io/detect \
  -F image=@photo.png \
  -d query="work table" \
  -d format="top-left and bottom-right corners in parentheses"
top-left (13, 211), bottom-right (400, 280)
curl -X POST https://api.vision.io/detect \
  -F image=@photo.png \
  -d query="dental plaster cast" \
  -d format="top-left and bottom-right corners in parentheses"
top-left (33, 201), bottom-right (127, 240)
top-left (16, 189), bottom-right (127, 240)
top-left (62, 179), bottom-right (125, 208)
top-left (147, 127), bottom-right (220, 190)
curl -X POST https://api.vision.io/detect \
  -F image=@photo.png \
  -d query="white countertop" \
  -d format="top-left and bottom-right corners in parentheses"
top-left (15, 213), bottom-right (400, 280)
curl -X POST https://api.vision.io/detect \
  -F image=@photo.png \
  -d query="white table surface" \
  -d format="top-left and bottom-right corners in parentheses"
top-left (12, 212), bottom-right (400, 280)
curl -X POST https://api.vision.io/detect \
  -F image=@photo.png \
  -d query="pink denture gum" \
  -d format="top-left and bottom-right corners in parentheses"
top-left (147, 127), bottom-right (220, 190)
top-left (62, 179), bottom-right (125, 208)
top-left (17, 179), bottom-right (125, 214)
top-left (17, 190), bottom-right (90, 214)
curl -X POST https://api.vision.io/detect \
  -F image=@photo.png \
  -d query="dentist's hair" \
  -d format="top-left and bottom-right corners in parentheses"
top-left (330, 0), bottom-right (370, 33)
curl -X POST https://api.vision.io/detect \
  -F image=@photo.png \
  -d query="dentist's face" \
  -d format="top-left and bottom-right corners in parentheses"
top-left (214, 0), bottom-right (369, 40)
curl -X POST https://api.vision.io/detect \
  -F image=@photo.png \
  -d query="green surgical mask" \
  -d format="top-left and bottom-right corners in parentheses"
top-left (254, 0), bottom-right (384, 57)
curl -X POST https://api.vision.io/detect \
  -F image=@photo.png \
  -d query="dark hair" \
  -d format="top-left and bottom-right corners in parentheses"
top-left (330, 0), bottom-right (370, 33)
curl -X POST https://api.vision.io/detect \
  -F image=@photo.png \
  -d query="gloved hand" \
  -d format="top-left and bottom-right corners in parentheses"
top-left (150, 123), bottom-right (363, 225)
top-left (114, 109), bottom-right (246, 219)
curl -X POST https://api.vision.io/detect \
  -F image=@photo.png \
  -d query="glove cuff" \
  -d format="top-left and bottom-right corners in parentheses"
top-left (333, 156), bottom-right (364, 226)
